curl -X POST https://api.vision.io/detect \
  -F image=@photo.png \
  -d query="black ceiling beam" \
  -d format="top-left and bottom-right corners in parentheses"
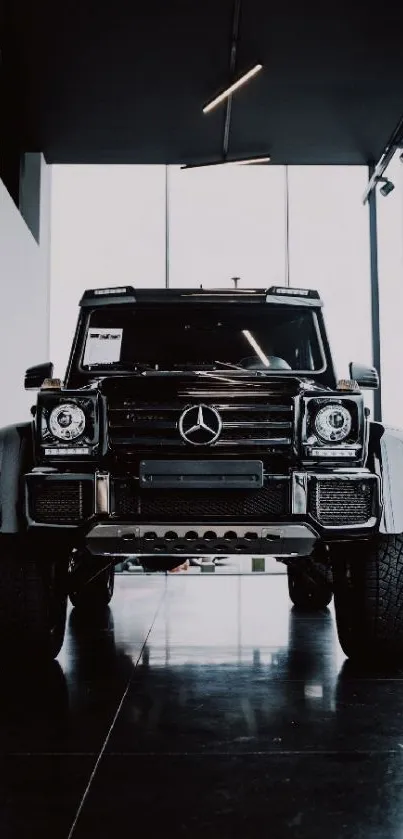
top-left (363, 111), bottom-right (403, 204)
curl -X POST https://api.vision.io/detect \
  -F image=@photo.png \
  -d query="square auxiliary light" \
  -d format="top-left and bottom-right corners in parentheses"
top-left (308, 449), bottom-right (356, 458)
top-left (44, 447), bottom-right (92, 456)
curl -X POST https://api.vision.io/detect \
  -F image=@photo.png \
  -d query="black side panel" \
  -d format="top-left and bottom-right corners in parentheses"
top-left (367, 421), bottom-right (403, 535)
top-left (0, 423), bottom-right (34, 533)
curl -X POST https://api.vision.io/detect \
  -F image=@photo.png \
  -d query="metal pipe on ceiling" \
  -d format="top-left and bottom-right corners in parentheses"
top-left (222, 0), bottom-right (242, 161)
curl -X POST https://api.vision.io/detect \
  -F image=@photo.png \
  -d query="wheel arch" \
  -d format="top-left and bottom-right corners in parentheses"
top-left (367, 421), bottom-right (403, 534)
top-left (0, 422), bottom-right (34, 533)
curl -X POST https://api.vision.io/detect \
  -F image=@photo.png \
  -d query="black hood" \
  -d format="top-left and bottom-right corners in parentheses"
top-left (94, 371), bottom-right (325, 400)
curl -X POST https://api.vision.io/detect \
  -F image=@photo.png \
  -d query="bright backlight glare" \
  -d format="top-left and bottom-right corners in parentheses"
top-left (242, 330), bottom-right (270, 367)
top-left (93, 287), bottom-right (127, 296)
top-left (309, 449), bottom-right (356, 458)
top-left (229, 156), bottom-right (271, 166)
top-left (271, 287), bottom-right (310, 296)
top-left (203, 64), bottom-right (263, 114)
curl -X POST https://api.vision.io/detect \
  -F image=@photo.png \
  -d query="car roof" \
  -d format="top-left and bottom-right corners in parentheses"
top-left (79, 286), bottom-right (323, 308)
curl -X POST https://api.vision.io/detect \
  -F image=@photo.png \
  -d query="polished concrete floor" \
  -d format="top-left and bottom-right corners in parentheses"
top-left (2, 570), bottom-right (403, 838)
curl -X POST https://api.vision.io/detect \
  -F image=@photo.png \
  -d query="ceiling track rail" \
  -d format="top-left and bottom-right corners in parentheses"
top-left (222, 0), bottom-right (242, 161)
top-left (363, 111), bottom-right (403, 204)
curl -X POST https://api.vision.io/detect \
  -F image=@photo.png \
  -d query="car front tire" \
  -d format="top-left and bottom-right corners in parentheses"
top-left (332, 534), bottom-right (403, 663)
top-left (287, 554), bottom-right (333, 611)
top-left (69, 558), bottom-right (115, 612)
top-left (0, 535), bottom-right (68, 663)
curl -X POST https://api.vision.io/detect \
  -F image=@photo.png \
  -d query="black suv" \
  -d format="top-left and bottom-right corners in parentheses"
top-left (0, 284), bottom-right (402, 664)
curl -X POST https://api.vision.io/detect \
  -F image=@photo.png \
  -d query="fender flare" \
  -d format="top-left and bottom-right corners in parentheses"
top-left (367, 421), bottom-right (403, 534)
top-left (0, 423), bottom-right (34, 534)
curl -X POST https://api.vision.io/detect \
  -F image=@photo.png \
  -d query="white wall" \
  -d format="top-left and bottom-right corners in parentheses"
top-left (376, 153), bottom-right (403, 427)
top-left (288, 167), bottom-right (373, 382)
top-left (50, 165), bottom-right (166, 378)
top-left (168, 164), bottom-right (287, 288)
top-left (0, 166), bottom-right (51, 427)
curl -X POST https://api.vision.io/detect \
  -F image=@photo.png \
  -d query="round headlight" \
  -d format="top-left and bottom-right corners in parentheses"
top-left (49, 403), bottom-right (86, 441)
top-left (314, 404), bottom-right (352, 443)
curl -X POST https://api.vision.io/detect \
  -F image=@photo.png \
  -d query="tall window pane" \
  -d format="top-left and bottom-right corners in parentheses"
top-left (50, 165), bottom-right (166, 377)
top-left (376, 153), bottom-right (403, 426)
top-left (288, 167), bottom-right (373, 391)
top-left (168, 164), bottom-right (287, 288)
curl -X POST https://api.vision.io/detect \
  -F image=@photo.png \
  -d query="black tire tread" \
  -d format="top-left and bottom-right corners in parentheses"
top-left (287, 560), bottom-right (333, 612)
top-left (333, 533), bottom-right (403, 662)
top-left (69, 565), bottom-right (115, 612)
top-left (0, 537), bottom-right (67, 661)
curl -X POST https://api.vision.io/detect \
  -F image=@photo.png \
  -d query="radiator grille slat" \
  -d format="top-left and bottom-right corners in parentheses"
top-left (108, 394), bottom-right (295, 449)
top-left (113, 481), bottom-right (290, 521)
top-left (309, 480), bottom-right (374, 526)
top-left (30, 480), bottom-right (92, 524)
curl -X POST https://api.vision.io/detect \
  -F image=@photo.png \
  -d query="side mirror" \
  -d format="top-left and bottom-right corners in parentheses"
top-left (349, 362), bottom-right (379, 390)
top-left (24, 362), bottom-right (54, 390)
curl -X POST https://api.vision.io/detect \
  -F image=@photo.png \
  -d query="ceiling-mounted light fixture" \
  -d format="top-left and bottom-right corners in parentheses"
top-left (180, 153), bottom-right (271, 170)
top-left (229, 155), bottom-right (271, 165)
top-left (378, 177), bottom-right (395, 197)
top-left (362, 112), bottom-right (403, 204)
top-left (203, 63), bottom-right (263, 114)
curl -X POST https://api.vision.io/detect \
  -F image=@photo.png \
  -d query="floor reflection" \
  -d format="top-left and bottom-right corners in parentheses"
top-left (121, 555), bottom-right (287, 574)
top-left (106, 602), bottom-right (340, 755)
top-left (2, 575), bottom-right (403, 838)
top-left (70, 576), bottom-right (403, 839)
top-left (0, 660), bottom-right (70, 754)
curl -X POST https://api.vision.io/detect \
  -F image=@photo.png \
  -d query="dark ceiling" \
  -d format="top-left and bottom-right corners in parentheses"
top-left (4, 0), bottom-right (403, 165)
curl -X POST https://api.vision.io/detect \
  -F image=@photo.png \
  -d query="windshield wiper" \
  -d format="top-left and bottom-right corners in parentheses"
top-left (213, 360), bottom-right (246, 372)
top-left (171, 361), bottom-right (248, 372)
top-left (171, 362), bottom-right (216, 370)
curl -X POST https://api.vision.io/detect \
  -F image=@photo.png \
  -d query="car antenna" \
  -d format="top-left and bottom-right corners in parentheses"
top-left (232, 277), bottom-right (240, 289)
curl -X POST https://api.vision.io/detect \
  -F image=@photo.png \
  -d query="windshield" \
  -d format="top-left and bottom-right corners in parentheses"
top-left (80, 304), bottom-right (325, 373)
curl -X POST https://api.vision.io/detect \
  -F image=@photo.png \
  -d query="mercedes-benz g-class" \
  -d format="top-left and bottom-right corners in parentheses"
top-left (1, 285), bottom-right (402, 664)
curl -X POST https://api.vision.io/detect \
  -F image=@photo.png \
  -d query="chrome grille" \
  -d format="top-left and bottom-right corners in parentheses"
top-left (309, 480), bottom-right (375, 526)
top-left (108, 396), bottom-right (294, 450)
top-left (29, 480), bottom-right (93, 524)
top-left (113, 480), bottom-right (289, 521)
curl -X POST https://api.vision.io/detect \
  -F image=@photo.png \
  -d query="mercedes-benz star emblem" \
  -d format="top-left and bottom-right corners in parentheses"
top-left (179, 404), bottom-right (222, 446)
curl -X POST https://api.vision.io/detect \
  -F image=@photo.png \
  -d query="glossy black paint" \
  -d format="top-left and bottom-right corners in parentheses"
top-left (349, 362), bottom-right (380, 392)
top-left (79, 286), bottom-right (323, 308)
top-left (65, 291), bottom-right (337, 390)
top-left (32, 375), bottom-right (366, 469)
top-left (24, 362), bottom-right (54, 391)
top-left (0, 422), bottom-right (33, 533)
top-left (25, 387), bottom-right (381, 543)
top-left (1, 289), bottom-right (394, 544)
top-left (2, 574), bottom-right (403, 838)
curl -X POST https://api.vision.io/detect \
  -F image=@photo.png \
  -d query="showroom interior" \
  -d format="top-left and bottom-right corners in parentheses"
top-left (2, 1), bottom-right (403, 837)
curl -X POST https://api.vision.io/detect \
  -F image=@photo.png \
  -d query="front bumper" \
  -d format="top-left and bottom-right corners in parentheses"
top-left (25, 468), bottom-right (381, 557)
top-left (85, 521), bottom-right (317, 558)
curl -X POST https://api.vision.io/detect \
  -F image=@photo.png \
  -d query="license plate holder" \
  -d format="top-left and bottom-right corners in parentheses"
top-left (139, 460), bottom-right (264, 490)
